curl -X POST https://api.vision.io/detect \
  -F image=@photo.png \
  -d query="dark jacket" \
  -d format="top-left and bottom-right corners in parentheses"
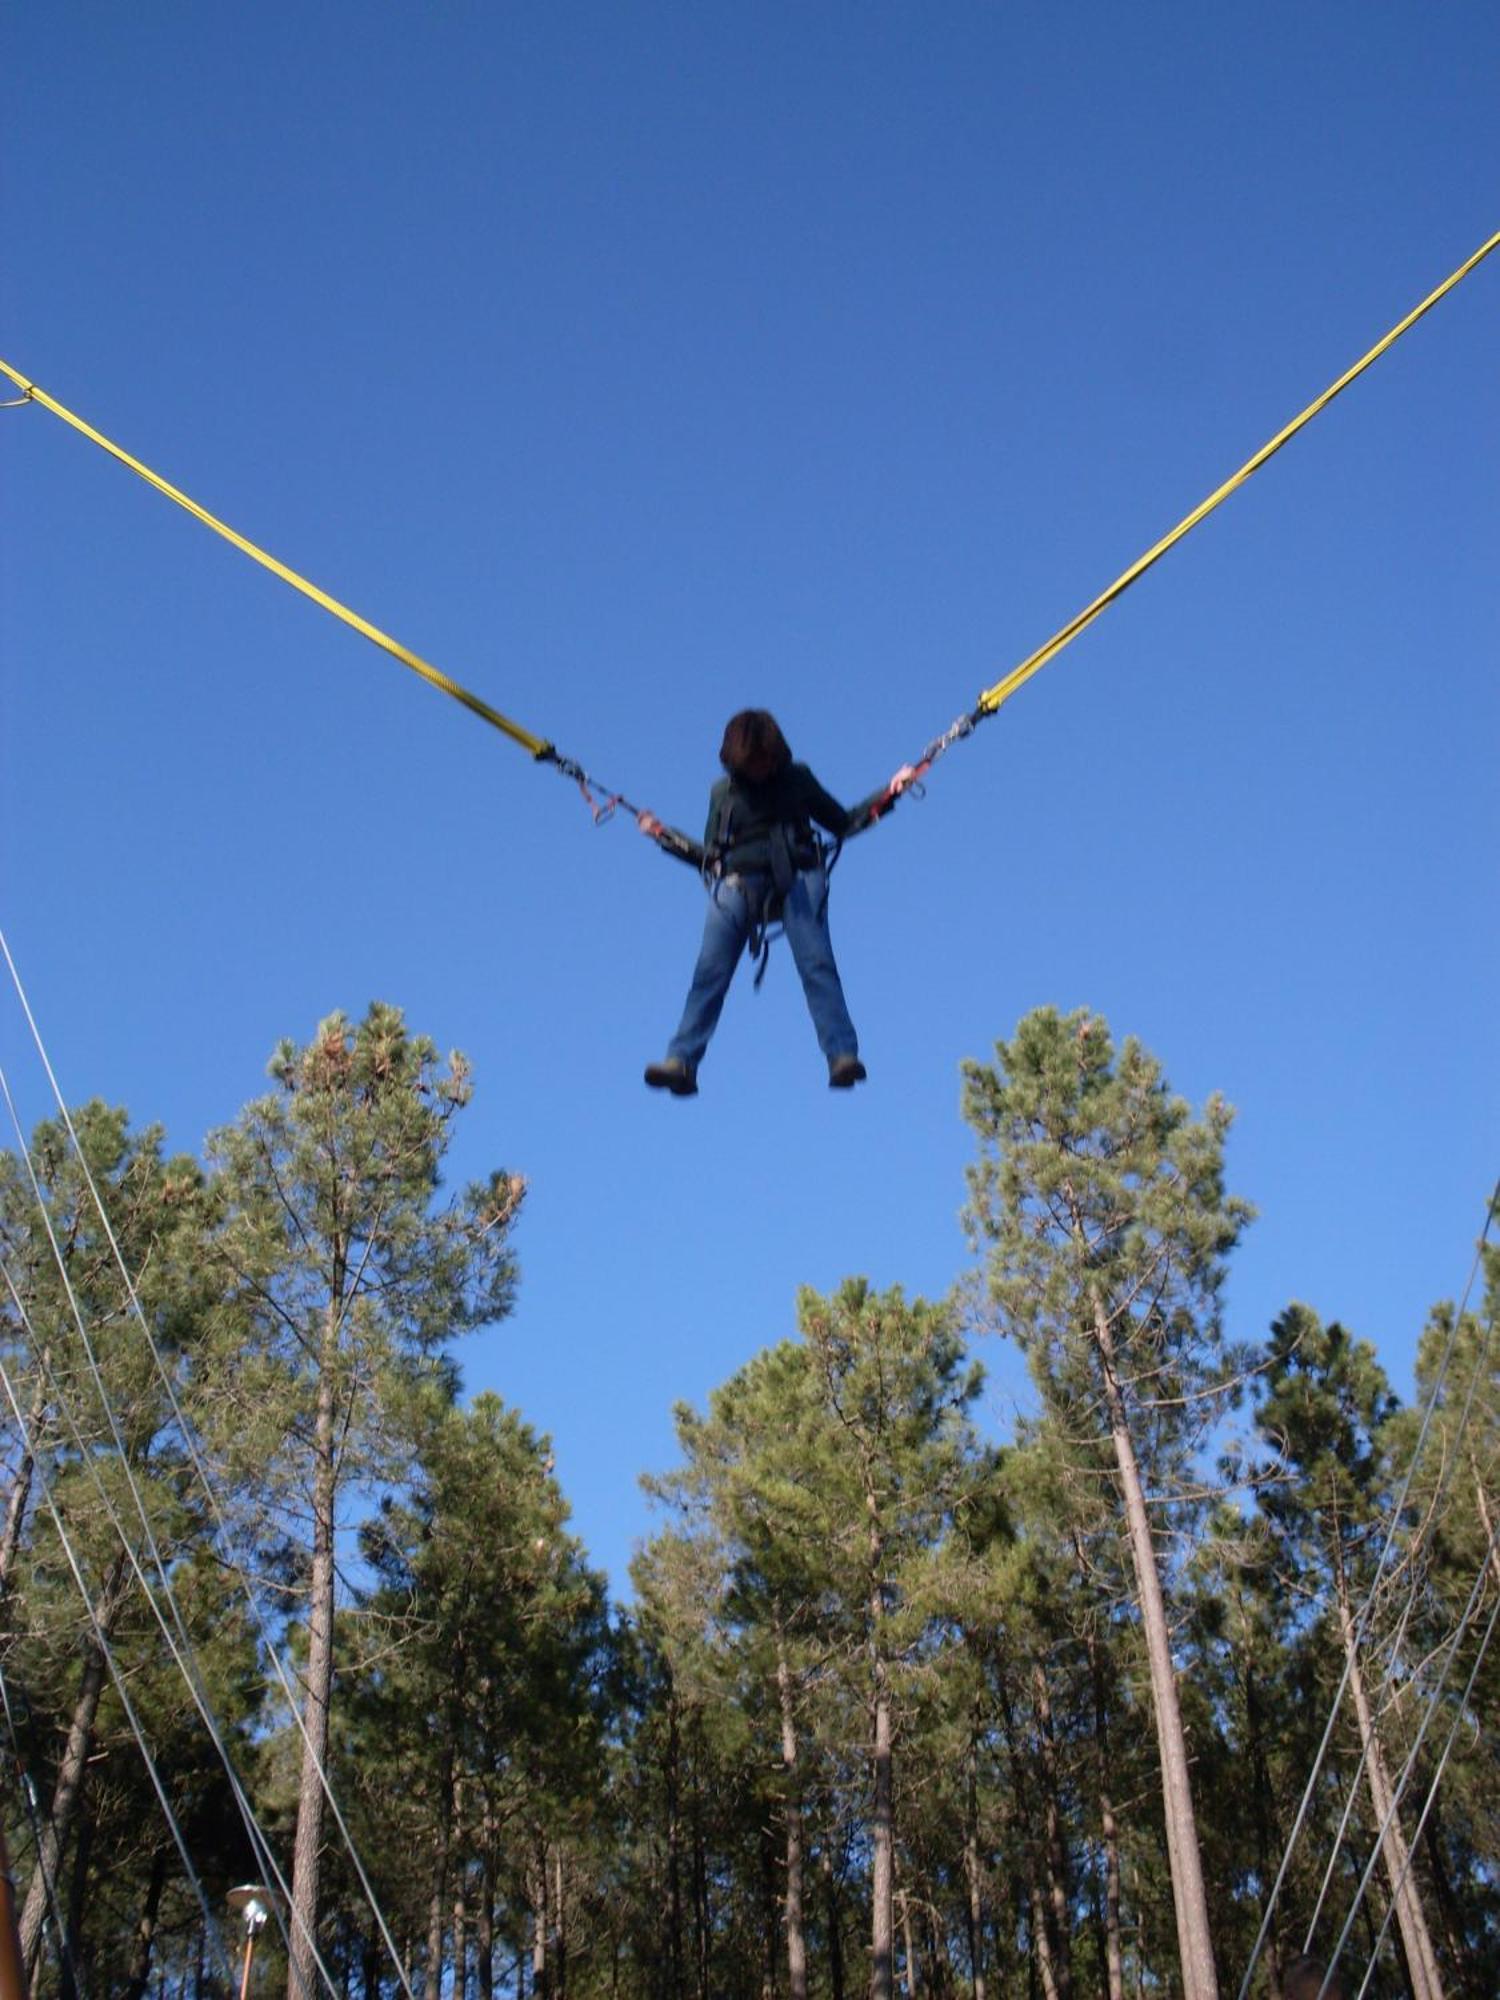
top-left (677, 763), bottom-right (890, 874)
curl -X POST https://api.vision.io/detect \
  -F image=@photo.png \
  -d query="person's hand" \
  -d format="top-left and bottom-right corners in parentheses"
top-left (637, 810), bottom-right (665, 839)
top-left (887, 763), bottom-right (918, 797)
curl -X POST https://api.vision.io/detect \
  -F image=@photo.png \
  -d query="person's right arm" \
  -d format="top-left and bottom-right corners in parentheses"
top-left (637, 779), bottom-right (726, 868)
top-left (801, 763), bottom-right (919, 838)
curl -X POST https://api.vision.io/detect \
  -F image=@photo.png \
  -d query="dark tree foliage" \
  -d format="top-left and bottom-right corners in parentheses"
top-left (0, 1010), bottom-right (1493, 2000)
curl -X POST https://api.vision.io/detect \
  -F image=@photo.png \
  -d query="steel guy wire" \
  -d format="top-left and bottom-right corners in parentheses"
top-left (0, 924), bottom-right (419, 1999)
top-left (1326, 1419), bottom-right (1499, 1988)
top-left (1349, 1576), bottom-right (1500, 2000)
top-left (0, 1650), bottom-right (81, 1994)
top-left (0, 1249), bottom-right (324, 1998)
top-left (1373, 1292), bottom-right (1495, 1691)
top-left (0, 1081), bottom-right (334, 2000)
top-left (1323, 1538), bottom-right (1493, 1990)
top-left (1304, 1730), bottom-right (1376, 1975)
top-left (0, 1344), bottom-right (233, 1986)
top-left (1236, 1179), bottom-right (1499, 2000)
top-left (1301, 1298), bottom-right (1497, 1952)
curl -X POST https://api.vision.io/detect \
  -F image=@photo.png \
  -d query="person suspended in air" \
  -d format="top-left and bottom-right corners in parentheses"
top-left (636, 709), bottom-right (916, 1095)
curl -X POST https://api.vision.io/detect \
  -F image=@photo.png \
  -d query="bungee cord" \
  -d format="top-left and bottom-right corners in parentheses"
top-left (964, 225), bottom-right (1500, 726)
top-left (2, 225), bottom-right (1497, 843)
top-left (0, 927), bottom-right (420, 2000)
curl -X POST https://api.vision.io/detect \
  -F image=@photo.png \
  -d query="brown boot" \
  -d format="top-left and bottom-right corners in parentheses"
top-left (828, 1055), bottom-right (867, 1089)
top-left (645, 1058), bottom-right (698, 1096)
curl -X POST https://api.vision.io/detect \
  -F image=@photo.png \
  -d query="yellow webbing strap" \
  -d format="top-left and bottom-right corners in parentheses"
top-left (5, 223), bottom-right (1497, 775)
top-left (0, 357), bottom-right (552, 759)
top-left (975, 224), bottom-right (1500, 718)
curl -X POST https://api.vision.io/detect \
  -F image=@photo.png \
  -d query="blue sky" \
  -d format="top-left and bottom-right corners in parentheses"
top-left (3, 2), bottom-right (1496, 1595)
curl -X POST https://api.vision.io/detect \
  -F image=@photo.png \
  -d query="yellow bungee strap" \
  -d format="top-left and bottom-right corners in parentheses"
top-left (0, 356), bottom-right (554, 762)
top-left (4, 221), bottom-right (1497, 823)
top-left (970, 224), bottom-right (1500, 723)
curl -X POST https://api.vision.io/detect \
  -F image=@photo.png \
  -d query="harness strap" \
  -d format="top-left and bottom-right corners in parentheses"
top-left (736, 838), bottom-right (837, 992)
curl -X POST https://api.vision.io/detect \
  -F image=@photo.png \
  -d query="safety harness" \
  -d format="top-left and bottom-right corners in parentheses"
top-left (707, 787), bottom-right (844, 989)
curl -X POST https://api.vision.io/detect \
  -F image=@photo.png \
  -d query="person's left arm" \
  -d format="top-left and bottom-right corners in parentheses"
top-left (801, 764), bottom-right (919, 839)
top-left (635, 812), bottom-right (704, 866)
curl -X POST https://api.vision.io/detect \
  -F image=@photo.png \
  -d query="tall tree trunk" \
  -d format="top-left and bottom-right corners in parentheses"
top-left (288, 1313), bottom-right (340, 2000)
top-left (1419, 1797), bottom-right (1471, 1998)
top-left (870, 1668), bottom-right (895, 2000)
top-left (1030, 1662), bottom-right (1073, 2000)
top-left (823, 1838), bottom-right (846, 2000)
top-left (868, 1500), bottom-right (894, 2000)
top-left (452, 1770), bottom-right (470, 2000)
top-left (776, 1647), bottom-right (808, 2000)
top-left (0, 1360), bottom-right (49, 1598)
top-left (1086, 1633), bottom-right (1125, 2000)
top-left (689, 1737), bottom-right (708, 2000)
top-left (61, 1800), bottom-right (93, 1998)
top-left (476, 1848), bottom-right (495, 2000)
top-left (553, 1845), bottom-right (566, 2000)
top-left (898, 1891), bottom-right (919, 2000)
top-left (759, 1821), bottom-right (779, 2000)
top-left (1234, 1615), bottom-right (1283, 2000)
top-left (923, 1899), bottom-right (947, 1999)
top-left (664, 1693), bottom-right (684, 2000)
top-left (997, 1878), bottom-right (1024, 2000)
top-left (1335, 1583), bottom-right (1445, 2000)
top-left (1029, 1884), bottom-right (1060, 2000)
top-left (19, 1549), bottom-right (128, 1972)
top-left (451, 1892), bottom-right (467, 2000)
top-left (424, 1874), bottom-right (447, 2000)
top-left (424, 1742), bottom-right (455, 2000)
top-left (530, 1848), bottom-right (549, 2000)
top-left (1091, 1295), bottom-right (1218, 2000)
top-left (1474, 1469), bottom-right (1500, 1593)
top-left (121, 1842), bottom-right (171, 2000)
top-left (996, 1671), bottom-right (1066, 1998)
top-left (962, 1735), bottom-right (987, 2000)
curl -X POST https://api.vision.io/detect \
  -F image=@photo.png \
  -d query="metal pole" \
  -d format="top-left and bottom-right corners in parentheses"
top-left (228, 1885), bottom-right (272, 2000)
top-left (238, 1926), bottom-right (257, 2000)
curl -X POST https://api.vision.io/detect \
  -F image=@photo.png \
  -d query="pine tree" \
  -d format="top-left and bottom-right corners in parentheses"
top-left (0, 1102), bottom-right (242, 1986)
top-left (963, 1007), bottom-right (1251, 2000)
top-left (1391, 1249), bottom-right (1500, 1989)
top-left (796, 1283), bottom-right (987, 2000)
top-left (640, 1337), bottom-right (839, 2000)
top-left (643, 1283), bottom-right (984, 2000)
top-left (349, 1393), bottom-right (611, 1999)
top-left (205, 1005), bottom-right (523, 2000)
top-left (1256, 1306), bottom-right (1447, 2000)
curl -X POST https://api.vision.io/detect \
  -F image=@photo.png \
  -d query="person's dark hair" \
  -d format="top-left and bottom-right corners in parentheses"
top-left (720, 709), bottom-right (791, 784)
top-left (1283, 1957), bottom-right (1344, 2000)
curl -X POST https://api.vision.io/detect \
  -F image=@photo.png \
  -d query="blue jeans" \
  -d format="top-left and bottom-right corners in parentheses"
top-left (667, 869), bottom-right (859, 1071)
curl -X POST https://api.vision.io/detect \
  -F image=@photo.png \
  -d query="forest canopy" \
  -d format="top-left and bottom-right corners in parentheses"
top-left (0, 1003), bottom-right (1493, 2000)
